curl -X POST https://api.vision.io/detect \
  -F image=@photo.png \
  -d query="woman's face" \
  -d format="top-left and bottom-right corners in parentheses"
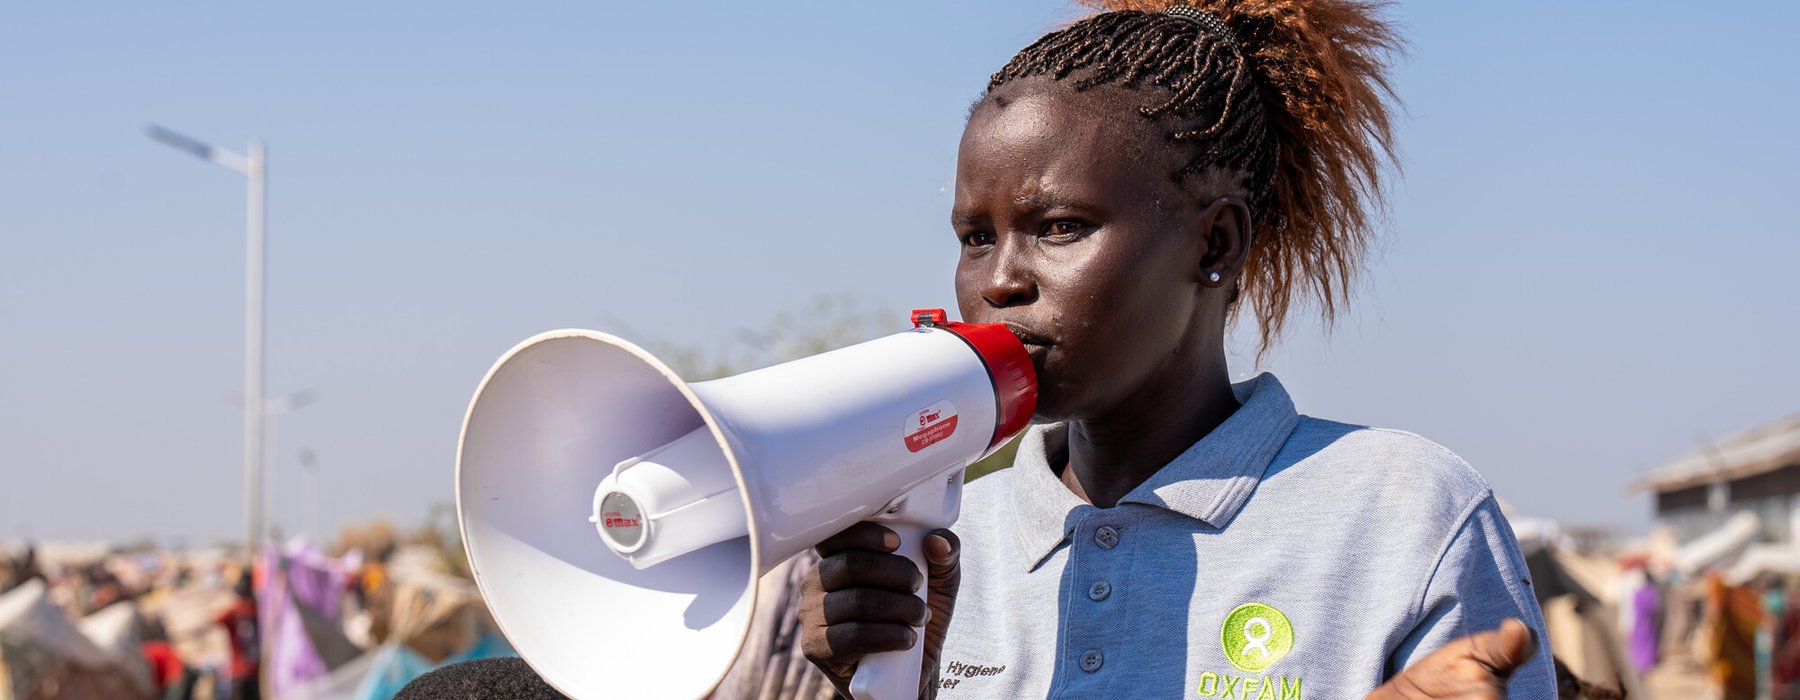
top-left (952, 78), bottom-right (1228, 422)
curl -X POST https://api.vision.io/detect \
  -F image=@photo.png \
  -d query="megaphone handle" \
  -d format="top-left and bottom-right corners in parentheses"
top-left (849, 522), bottom-right (933, 700)
top-left (849, 469), bottom-right (962, 700)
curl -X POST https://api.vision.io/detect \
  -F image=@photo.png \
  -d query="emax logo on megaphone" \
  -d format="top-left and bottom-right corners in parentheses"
top-left (456, 309), bottom-right (1035, 700)
top-left (905, 401), bottom-right (959, 453)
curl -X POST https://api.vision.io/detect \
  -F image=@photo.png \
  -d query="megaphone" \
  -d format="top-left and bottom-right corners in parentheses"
top-left (456, 309), bottom-right (1035, 699)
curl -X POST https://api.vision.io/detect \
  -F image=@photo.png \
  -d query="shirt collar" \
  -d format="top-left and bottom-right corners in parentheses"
top-left (1005, 372), bottom-right (1301, 571)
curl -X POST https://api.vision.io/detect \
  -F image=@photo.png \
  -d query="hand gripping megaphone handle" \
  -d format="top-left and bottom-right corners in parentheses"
top-left (849, 467), bottom-right (965, 700)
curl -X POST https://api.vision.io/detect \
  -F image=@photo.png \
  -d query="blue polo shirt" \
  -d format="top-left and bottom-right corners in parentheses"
top-left (936, 373), bottom-right (1555, 699)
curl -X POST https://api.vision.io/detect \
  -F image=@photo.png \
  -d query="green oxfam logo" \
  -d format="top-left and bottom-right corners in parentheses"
top-left (1221, 603), bottom-right (1293, 673)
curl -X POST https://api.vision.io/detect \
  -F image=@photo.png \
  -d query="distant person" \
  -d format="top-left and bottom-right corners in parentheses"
top-left (142, 617), bottom-right (195, 700)
top-left (87, 562), bottom-right (125, 611)
top-left (1630, 569), bottom-right (1662, 672)
top-left (1762, 576), bottom-right (1786, 696)
top-left (3, 543), bottom-right (43, 593)
top-left (1774, 578), bottom-right (1800, 700)
top-left (216, 570), bottom-right (262, 700)
top-left (1706, 574), bottom-right (1759, 700)
top-left (355, 554), bottom-right (387, 609)
top-left (797, 1), bottom-right (1555, 698)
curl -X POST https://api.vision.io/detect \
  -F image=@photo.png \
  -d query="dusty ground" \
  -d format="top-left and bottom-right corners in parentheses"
top-left (1643, 657), bottom-right (1712, 699)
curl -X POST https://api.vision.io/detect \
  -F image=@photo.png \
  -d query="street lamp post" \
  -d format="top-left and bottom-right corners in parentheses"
top-left (147, 124), bottom-right (268, 556)
top-left (297, 448), bottom-right (320, 541)
top-left (263, 389), bottom-right (317, 539)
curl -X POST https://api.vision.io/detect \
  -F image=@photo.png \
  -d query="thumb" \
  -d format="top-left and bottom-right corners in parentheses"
top-left (924, 529), bottom-right (961, 588)
top-left (1466, 618), bottom-right (1538, 679)
top-left (920, 530), bottom-right (961, 665)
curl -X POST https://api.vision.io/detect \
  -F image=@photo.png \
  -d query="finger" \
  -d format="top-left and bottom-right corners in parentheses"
top-left (823, 621), bottom-right (918, 659)
top-left (1365, 621), bottom-right (1537, 700)
top-left (1468, 618), bottom-right (1537, 679)
top-left (818, 550), bottom-right (924, 593)
top-left (822, 588), bottom-right (929, 626)
top-left (797, 568), bottom-right (827, 626)
top-left (799, 627), bottom-right (857, 682)
top-left (799, 571), bottom-right (854, 685)
top-left (814, 522), bottom-right (900, 558)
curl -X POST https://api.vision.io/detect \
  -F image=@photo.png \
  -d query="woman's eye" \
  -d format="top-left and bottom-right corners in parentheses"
top-left (1044, 220), bottom-right (1088, 241)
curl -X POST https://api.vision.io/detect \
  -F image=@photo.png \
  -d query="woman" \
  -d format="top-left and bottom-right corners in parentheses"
top-left (798, 2), bottom-right (1556, 698)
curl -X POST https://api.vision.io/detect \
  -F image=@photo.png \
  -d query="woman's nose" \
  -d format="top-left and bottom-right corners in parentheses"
top-left (980, 241), bottom-right (1037, 308)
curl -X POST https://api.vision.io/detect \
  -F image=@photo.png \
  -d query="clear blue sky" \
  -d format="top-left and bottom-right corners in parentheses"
top-left (2, 2), bottom-right (1795, 544)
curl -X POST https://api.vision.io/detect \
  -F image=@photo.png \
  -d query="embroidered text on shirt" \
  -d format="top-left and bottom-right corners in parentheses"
top-left (938, 660), bottom-right (1007, 690)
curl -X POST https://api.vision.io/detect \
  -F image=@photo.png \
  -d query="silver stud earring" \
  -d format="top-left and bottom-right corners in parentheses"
top-left (1208, 271), bottom-right (1222, 284)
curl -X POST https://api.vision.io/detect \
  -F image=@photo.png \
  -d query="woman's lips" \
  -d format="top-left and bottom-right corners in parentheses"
top-left (1003, 323), bottom-right (1054, 351)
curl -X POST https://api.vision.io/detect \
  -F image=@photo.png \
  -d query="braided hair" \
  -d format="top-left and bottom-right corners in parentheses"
top-left (984, 0), bottom-right (1401, 351)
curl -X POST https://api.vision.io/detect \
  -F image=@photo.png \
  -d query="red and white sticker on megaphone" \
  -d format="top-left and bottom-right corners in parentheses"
top-left (904, 400), bottom-right (959, 453)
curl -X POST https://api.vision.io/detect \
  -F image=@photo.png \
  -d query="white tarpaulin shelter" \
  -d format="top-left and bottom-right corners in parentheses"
top-left (1726, 543), bottom-right (1800, 585)
top-left (0, 581), bottom-right (112, 668)
top-left (0, 580), bottom-right (150, 700)
top-left (76, 601), bottom-right (151, 693)
top-left (1675, 511), bottom-right (1760, 576)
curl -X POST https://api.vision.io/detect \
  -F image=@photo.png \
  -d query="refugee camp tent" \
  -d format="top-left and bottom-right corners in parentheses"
top-left (76, 601), bottom-right (151, 693)
top-left (1725, 543), bottom-right (1800, 585)
top-left (277, 545), bottom-right (516, 699)
top-left (1515, 518), bottom-right (1646, 699)
top-left (282, 647), bottom-right (381, 700)
top-left (0, 580), bottom-right (150, 700)
top-left (348, 569), bottom-right (514, 699)
top-left (1677, 512), bottom-right (1762, 576)
top-left (262, 538), bottom-right (363, 698)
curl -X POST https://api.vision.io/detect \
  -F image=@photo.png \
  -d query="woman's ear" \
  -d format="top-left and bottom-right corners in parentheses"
top-left (1196, 195), bottom-right (1253, 288)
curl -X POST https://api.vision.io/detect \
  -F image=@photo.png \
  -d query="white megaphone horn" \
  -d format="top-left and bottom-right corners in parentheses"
top-left (456, 308), bottom-right (1035, 699)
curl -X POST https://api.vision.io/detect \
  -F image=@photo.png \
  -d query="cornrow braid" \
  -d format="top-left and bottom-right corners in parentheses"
top-left (984, 0), bottom-right (1402, 353)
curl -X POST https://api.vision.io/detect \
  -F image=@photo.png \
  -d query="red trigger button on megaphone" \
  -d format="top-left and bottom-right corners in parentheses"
top-left (910, 308), bottom-right (946, 328)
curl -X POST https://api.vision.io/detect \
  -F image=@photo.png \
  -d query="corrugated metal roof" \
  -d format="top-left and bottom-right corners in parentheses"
top-left (1630, 413), bottom-right (1800, 493)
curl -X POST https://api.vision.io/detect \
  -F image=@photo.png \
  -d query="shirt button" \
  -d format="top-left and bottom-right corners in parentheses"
top-left (1094, 525), bottom-right (1119, 549)
top-left (1088, 580), bottom-right (1112, 601)
top-left (1080, 649), bottom-right (1104, 673)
